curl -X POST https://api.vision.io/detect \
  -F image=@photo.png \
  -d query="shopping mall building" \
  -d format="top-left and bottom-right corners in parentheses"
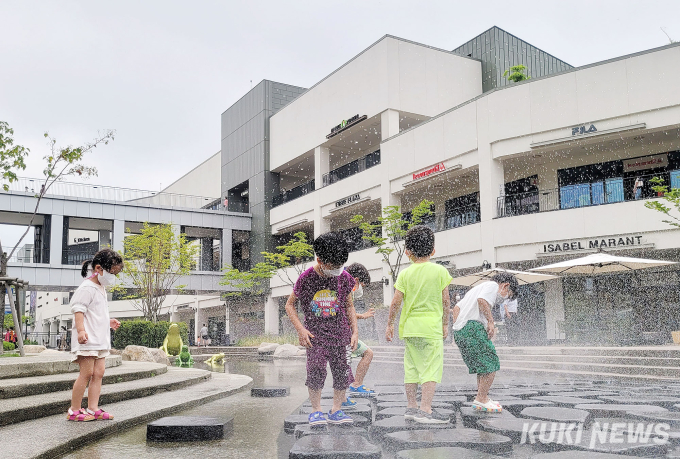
top-left (253, 27), bottom-right (680, 345)
top-left (29, 26), bottom-right (680, 346)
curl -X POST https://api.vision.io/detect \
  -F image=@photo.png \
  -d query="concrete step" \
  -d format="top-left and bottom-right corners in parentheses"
top-left (374, 354), bottom-right (680, 378)
top-left (0, 353), bottom-right (121, 380)
top-left (371, 345), bottom-right (680, 358)
top-left (0, 366), bottom-right (211, 426)
top-left (189, 346), bottom-right (259, 355)
top-left (0, 372), bottom-right (252, 459)
top-left (0, 361), bottom-right (168, 400)
top-left (374, 350), bottom-right (680, 368)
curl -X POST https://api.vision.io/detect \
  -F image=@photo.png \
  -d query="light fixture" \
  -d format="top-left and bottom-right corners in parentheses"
top-left (381, 277), bottom-right (390, 286)
top-left (482, 260), bottom-right (492, 270)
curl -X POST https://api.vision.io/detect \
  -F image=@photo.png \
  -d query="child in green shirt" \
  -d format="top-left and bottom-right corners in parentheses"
top-left (386, 225), bottom-right (452, 424)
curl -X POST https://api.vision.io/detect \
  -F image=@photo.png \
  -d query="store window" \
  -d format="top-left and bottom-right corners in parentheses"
top-left (503, 175), bottom-right (539, 216)
top-left (444, 192), bottom-right (480, 229)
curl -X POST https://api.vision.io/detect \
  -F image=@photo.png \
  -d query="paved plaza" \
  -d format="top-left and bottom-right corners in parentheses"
top-left (49, 357), bottom-right (680, 459)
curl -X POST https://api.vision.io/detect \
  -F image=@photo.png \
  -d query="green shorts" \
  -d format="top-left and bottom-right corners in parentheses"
top-left (453, 320), bottom-right (500, 375)
top-left (351, 340), bottom-right (369, 359)
top-left (403, 337), bottom-right (443, 385)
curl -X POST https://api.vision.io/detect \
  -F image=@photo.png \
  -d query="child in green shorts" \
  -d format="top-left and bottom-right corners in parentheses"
top-left (452, 272), bottom-right (518, 413)
top-left (345, 263), bottom-right (376, 398)
top-left (386, 225), bottom-right (452, 424)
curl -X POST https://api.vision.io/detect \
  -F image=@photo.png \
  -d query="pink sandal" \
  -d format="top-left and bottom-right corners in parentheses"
top-left (89, 408), bottom-right (114, 420)
top-left (67, 408), bottom-right (95, 422)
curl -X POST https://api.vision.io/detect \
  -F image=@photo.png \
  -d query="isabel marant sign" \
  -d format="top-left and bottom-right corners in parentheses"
top-left (541, 235), bottom-right (644, 254)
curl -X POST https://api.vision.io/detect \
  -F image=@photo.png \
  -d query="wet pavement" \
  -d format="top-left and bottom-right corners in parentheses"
top-left (63, 358), bottom-right (677, 458)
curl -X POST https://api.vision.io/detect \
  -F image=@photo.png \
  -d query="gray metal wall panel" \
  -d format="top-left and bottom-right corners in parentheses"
top-left (453, 26), bottom-right (573, 92)
top-left (219, 80), bottom-right (306, 264)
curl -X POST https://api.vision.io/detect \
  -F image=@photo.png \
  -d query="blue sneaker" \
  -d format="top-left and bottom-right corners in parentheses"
top-left (308, 411), bottom-right (328, 426)
top-left (327, 409), bottom-right (353, 425)
top-left (349, 385), bottom-right (375, 396)
top-left (341, 397), bottom-right (357, 407)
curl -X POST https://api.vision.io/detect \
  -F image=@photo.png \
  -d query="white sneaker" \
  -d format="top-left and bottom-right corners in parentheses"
top-left (472, 399), bottom-right (502, 412)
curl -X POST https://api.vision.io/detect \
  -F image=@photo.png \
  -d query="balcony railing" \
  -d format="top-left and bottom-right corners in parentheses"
top-left (496, 172), bottom-right (671, 218)
top-left (322, 150), bottom-right (380, 187)
top-left (272, 180), bottom-right (315, 208)
top-left (5, 177), bottom-right (223, 211)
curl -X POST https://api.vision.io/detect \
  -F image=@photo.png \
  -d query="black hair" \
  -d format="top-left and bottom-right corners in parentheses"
top-left (491, 272), bottom-right (519, 297)
top-left (313, 232), bottom-right (349, 266)
top-left (346, 263), bottom-right (371, 285)
top-left (81, 248), bottom-right (124, 278)
top-left (405, 225), bottom-right (435, 258)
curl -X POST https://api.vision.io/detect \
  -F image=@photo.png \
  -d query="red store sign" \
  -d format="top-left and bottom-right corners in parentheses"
top-left (413, 163), bottom-right (446, 181)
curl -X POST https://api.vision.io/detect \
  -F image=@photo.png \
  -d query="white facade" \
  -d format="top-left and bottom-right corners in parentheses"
top-left (265, 35), bottom-right (680, 342)
top-left (161, 151), bottom-right (222, 199)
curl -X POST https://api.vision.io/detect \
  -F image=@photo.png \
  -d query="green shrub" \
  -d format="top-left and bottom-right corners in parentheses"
top-left (3, 341), bottom-right (15, 351)
top-left (112, 320), bottom-right (189, 350)
top-left (24, 339), bottom-right (38, 345)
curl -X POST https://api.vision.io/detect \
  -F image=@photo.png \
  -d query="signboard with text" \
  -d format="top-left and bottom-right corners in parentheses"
top-left (623, 154), bottom-right (668, 173)
top-left (335, 194), bottom-right (361, 208)
top-left (413, 163), bottom-right (446, 181)
top-left (541, 235), bottom-right (644, 254)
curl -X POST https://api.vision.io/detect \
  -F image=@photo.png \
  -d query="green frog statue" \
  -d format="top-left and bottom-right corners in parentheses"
top-left (205, 353), bottom-right (225, 365)
top-left (160, 323), bottom-right (183, 356)
top-left (175, 345), bottom-right (194, 367)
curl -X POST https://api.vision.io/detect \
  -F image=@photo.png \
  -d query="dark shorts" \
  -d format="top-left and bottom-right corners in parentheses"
top-left (453, 320), bottom-right (500, 375)
top-left (306, 344), bottom-right (354, 391)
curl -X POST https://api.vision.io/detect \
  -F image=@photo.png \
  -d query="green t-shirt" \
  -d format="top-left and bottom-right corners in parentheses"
top-left (394, 262), bottom-right (453, 339)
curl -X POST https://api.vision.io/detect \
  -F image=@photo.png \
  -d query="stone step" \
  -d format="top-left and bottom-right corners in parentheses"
top-left (0, 361), bottom-right (168, 399)
top-left (371, 345), bottom-right (680, 358)
top-left (414, 351), bottom-right (680, 367)
top-left (370, 357), bottom-right (680, 382)
top-left (0, 372), bottom-right (252, 459)
top-left (0, 367), bottom-right (211, 427)
top-left (0, 353), bottom-right (121, 380)
top-left (372, 353), bottom-right (680, 378)
top-left (189, 346), bottom-right (259, 355)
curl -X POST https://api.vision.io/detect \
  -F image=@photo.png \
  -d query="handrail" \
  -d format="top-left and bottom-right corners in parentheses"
top-left (322, 150), bottom-right (381, 187)
top-left (4, 177), bottom-right (223, 210)
top-left (272, 179), bottom-right (315, 208)
top-left (496, 171), bottom-right (672, 218)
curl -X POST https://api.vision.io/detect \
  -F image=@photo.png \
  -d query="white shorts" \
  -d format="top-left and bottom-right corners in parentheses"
top-left (71, 350), bottom-right (110, 362)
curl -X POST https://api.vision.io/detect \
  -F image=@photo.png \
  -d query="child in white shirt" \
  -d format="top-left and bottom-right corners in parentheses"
top-left (67, 249), bottom-right (123, 422)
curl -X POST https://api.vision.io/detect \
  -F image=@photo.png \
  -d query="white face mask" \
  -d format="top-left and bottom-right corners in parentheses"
top-left (98, 269), bottom-right (117, 287)
top-left (322, 266), bottom-right (344, 277)
top-left (354, 284), bottom-right (364, 299)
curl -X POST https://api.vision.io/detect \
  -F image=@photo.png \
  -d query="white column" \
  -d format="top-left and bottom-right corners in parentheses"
top-left (476, 98), bottom-right (503, 267)
top-left (544, 279), bottom-right (565, 341)
top-left (222, 228), bottom-right (232, 268)
top-left (49, 214), bottom-right (64, 267)
top-left (537, 168), bottom-right (559, 212)
top-left (379, 110), bottom-right (401, 307)
top-left (314, 146), bottom-right (331, 239)
top-left (112, 219), bottom-right (125, 253)
top-left (314, 146), bottom-right (330, 188)
top-left (381, 109), bottom-right (400, 141)
top-left (264, 292), bottom-right (279, 335)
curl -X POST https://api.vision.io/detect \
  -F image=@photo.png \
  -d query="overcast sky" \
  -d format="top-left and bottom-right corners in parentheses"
top-left (2, 0), bottom-right (680, 198)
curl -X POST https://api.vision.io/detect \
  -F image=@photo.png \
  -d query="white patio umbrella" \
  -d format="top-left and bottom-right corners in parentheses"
top-left (451, 267), bottom-right (559, 287)
top-left (529, 252), bottom-right (677, 275)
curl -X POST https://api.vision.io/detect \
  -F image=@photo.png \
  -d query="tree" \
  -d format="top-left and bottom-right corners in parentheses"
top-left (503, 65), bottom-right (531, 83)
top-left (645, 177), bottom-right (680, 227)
top-left (351, 200), bottom-right (434, 283)
top-left (220, 231), bottom-right (314, 295)
top-left (112, 223), bottom-right (199, 322)
top-left (0, 122), bottom-right (114, 352)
